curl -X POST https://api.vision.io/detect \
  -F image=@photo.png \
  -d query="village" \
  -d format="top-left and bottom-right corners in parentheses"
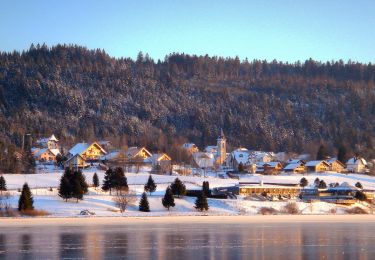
top-left (1, 130), bottom-right (375, 217)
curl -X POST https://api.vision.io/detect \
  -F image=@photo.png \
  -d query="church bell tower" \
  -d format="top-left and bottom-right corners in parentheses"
top-left (217, 129), bottom-right (226, 165)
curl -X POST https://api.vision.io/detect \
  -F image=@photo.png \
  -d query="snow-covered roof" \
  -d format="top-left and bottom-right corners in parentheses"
top-left (305, 160), bottom-right (328, 167)
top-left (326, 157), bottom-right (345, 166)
top-left (283, 163), bottom-right (302, 170)
top-left (232, 148), bottom-right (250, 165)
top-left (329, 182), bottom-right (359, 191)
top-left (183, 143), bottom-right (197, 149)
top-left (346, 157), bottom-right (367, 166)
top-left (257, 162), bottom-right (281, 168)
top-left (287, 159), bottom-right (304, 164)
top-left (101, 150), bottom-right (121, 161)
top-left (49, 149), bottom-right (60, 156)
top-left (37, 134), bottom-right (58, 144)
top-left (193, 152), bottom-right (215, 168)
top-left (126, 147), bottom-right (152, 158)
top-left (69, 143), bottom-right (90, 156)
top-left (151, 153), bottom-right (171, 162)
top-left (34, 148), bottom-right (48, 157)
top-left (204, 146), bottom-right (217, 153)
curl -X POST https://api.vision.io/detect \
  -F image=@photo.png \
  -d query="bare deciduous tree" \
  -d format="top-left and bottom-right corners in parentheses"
top-left (112, 189), bottom-right (137, 213)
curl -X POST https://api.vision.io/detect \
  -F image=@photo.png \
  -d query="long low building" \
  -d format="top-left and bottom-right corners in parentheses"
top-left (239, 182), bottom-right (301, 196)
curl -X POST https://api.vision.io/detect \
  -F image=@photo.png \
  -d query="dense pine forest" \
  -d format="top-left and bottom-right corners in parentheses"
top-left (0, 44), bottom-right (374, 171)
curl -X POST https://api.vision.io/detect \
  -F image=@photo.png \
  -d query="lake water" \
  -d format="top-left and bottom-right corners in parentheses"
top-left (1, 222), bottom-right (375, 259)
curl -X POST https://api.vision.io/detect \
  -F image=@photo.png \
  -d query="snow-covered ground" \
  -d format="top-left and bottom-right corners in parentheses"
top-left (1, 167), bottom-right (375, 217)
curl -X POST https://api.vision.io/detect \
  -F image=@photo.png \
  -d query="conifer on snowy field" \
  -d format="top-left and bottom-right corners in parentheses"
top-left (195, 191), bottom-right (209, 212)
top-left (18, 183), bottom-right (34, 211)
top-left (171, 178), bottom-right (186, 198)
top-left (144, 175), bottom-right (157, 195)
top-left (139, 192), bottom-right (150, 212)
top-left (162, 187), bottom-right (175, 211)
top-left (93, 172), bottom-right (99, 188)
top-left (0, 176), bottom-right (7, 194)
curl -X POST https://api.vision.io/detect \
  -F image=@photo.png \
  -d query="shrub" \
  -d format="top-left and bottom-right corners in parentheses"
top-left (113, 189), bottom-right (136, 213)
top-left (282, 202), bottom-right (300, 214)
top-left (20, 209), bottom-right (50, 216)
top-left (259, 207), bottom-right (278, 215)
top-left (346, 207), bottom-right (368, 214)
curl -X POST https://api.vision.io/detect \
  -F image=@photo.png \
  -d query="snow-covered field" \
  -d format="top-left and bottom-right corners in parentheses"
top-left (1, 167), bottom-right (375, 217)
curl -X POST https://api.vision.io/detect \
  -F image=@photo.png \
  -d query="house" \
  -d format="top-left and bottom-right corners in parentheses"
top-left (346, 157), bottom-right (368, 173)
top-left (256, 162), bottom-right (283, 175)
top-left (100, 150), bottom-right (128, 165)
top-left (125, 147), bottom-right (152, 162)
top-left (182, 143), bottom-right (199, 154)
top-left (283, 162), bottom-right (306, 173)
top-left (33, 148), bottom-right (60, 162)
top-left (97, 140), bottom-right (114, 151)
top-left (36, 134), bottom-right (59, 149)
top-left (64, 154), bottom-right (88, 170)
top-left (151, 153), bottom-right (172, 173)
top-left (67, 142), bottom-right (107, 161)
top-left (305, 160), bottom-right (330, 173)
top-left (226, 148), bottom-right (250, 170)
top-left (326, 158), bottom-right (345, 173)
top-left (287, 159), bottom-right (306, 165)
top-left (239, 182), bottom-right (301, 197)
top-left (249, 151), bottom-right (274, 163)
top-left (192, 152), bottom-right (215, 169)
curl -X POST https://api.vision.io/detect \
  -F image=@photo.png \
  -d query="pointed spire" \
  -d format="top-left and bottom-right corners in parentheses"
top-left (219, 128), bottom-right (225, 139)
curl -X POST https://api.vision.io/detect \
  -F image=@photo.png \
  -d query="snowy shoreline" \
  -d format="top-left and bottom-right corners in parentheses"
top-left (1, 215), bottom-right (375, 227)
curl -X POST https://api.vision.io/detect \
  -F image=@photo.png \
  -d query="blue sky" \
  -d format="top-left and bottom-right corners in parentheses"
top-left (0, 0), bottom-right (374, 62)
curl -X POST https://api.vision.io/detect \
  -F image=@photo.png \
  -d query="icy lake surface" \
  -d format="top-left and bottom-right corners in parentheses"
top-left (1, 221), bottom-right (375, 259)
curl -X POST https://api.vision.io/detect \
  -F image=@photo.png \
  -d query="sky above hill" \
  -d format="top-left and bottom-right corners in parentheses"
top-left (1, 0), bottom-right (374, 62)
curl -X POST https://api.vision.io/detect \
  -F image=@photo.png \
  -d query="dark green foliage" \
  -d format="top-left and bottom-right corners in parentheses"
top-left (316, 144), bottom-right (328, 160)
top-left (162, 187), bottom-right (175, 210)
top-left (314, 178), bottom-right (320, 187)
top-left (23, 147), bottom-right (36, 174)
top-left (171, 178), bottom-right (186, 198)
top-left (355, 191), bottom-right (367, 201)
top-left (56, 154), bottom-right (67, 167)
top-left (355, 182), bottom-right (363, 189)
top-left (300, 177), bottom-right (308, 188)
top-left (18, 183), bottom-right (34, 211)
top-left (318, 180), bottom-right (327, 189)
top-left (238, 162), bottom-right (244, 172)
top-left (144, 175), bottom-right (157, 195)
top-left (139, 192), bottom-right (150, 212)
top-left (337, 145), bottom-right (348, 164)
top-left (58, 175), bottom-right (72, 201)
top-left (0, 46), bottom-right (374, 167)
top-left (0, 176), bottom-right (7, 192)
top-left (102, 168), bottom-right (114, 195)
top-left (113, 167), bottom-right (128, 192)
top-left (58, 168), bottom-right (88, 202)
top-left (93, 172), bottom-right (99, 188)
top-left (202, 181), bottom-right (210, 196)
top-left (194, 191), bottom-right (209, 211)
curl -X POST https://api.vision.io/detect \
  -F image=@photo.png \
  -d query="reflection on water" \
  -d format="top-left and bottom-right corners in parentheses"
top-left (0, 222), bottom-right (375, 259)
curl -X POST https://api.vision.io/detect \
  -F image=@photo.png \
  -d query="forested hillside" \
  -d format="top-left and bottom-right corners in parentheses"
top-left (0, 44), bottom-right (374, 162)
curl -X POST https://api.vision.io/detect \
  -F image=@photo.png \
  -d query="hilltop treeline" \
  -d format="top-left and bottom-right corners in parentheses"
top-left (0, 44), bottom-right (374, 168)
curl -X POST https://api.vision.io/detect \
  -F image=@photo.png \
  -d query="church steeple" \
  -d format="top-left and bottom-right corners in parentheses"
top-left (217, 128), bottom-right (226, 165)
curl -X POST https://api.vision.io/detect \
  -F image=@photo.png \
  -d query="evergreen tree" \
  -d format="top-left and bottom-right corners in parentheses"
top-left (58, 175), bottom-right (72, 201)
top-left (72, 179), bottom-right (84, 202)
top-left (314, 178), bottom-right (320, 187)
top-left (144, 175), bottom-right (157, 195)
top-left (73, 170), bottom-right (88, 194)
top-left (337, 145), bottom-right (348, 164)
top-left (318, 180), bottom-right (327, 189)
top-left (93, 172), bottom-right (99, 188)
top-left (355, 182), bottom-right (363, 189)
top-left (102, 168), bottom-right (115, 195)
top-left (202, 181), bottom-right (210, 196)
top-left (316, 144), bottom-right (328, 160)
top-left (195, 191), bottom-right (209, 211)
top-left (171, 178), bottom-right (186, 198)
top-left (300, 177), bottom-right (308, 188)
top-left (0, 176), bottom-right (7, 193)
top-left (139, 192), bottom-right (150, 212)
top-left (355, 191), bottom-right (366, 201)
top-left (238, 162), bottom-right (244, 172)
top-left (18, 183), bottom-right (34, 211)
top-left (23, 147), bottom-right (36, 174)
top-left (113, 167), bottom-right (128, 192)
top-left (162, 187), bottom-right (175, 210)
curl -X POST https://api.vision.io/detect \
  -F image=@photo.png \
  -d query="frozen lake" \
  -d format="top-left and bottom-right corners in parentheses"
top-left (1, 221), bottom-right (375, 259)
